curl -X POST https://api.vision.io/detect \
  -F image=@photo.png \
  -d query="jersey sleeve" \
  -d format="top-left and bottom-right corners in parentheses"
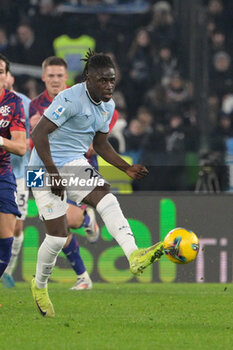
top-left (10, 98), bottom-right (26, 132)
top-left (19, 94), bottom-right (31, 138)
top-left (43, 92), bottom-right (72, 126)
top-left (29, 100), bottom-right (37, 119)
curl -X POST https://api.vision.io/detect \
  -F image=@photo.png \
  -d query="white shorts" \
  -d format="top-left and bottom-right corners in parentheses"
top-left (16, 177), bottom-right (29, 220)
top-left (32, 158), bottom-right (106, 220)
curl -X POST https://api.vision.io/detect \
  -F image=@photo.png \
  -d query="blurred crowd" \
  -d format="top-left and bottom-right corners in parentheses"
top-left (1, 0), bottom-right (233, 190)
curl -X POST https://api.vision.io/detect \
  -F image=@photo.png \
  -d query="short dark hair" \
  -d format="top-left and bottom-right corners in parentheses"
top-left (81, 49), bottom-right (115, 79)
top-left (42, 56), bottom-right (67, 71)
top-left (0, 53), bottom-right (10, 73)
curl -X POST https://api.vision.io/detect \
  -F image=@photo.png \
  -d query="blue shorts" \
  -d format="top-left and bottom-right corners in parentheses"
top-left (0, 173), bottom-right (21, 217)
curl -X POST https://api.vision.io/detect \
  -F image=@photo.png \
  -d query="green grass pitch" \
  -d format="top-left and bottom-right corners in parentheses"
top-left (0, 283), bottom-right (232, 350)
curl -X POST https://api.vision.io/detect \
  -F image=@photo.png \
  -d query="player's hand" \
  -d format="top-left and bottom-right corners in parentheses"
top-left (49, 173), bottom-right (66, 200)
top-left (125, 164), bottom-right (149, 180)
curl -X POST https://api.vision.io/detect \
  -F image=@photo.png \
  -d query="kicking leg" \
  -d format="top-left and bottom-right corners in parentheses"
top-left (84, 185), bottom-right (163, 275)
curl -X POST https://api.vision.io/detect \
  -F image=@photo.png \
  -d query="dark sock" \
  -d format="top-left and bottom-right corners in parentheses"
top-left (80, 210), bottom-right (90, 228)
top-left (62, 235), bottom-right (86, 275)
top-left (0, 237), bottom-right (14, 277)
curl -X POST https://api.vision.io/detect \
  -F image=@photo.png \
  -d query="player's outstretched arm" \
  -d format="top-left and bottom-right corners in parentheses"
top-left (93, 131), bottom-right (148, 180)
top-left (31, 116), bottom-right (66, 199)
top-left (0, 130), bottom-right (26, 156)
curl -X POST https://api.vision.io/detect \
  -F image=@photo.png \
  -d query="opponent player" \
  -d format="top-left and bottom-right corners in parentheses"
top-left (29, 50), bottom-right (164, 317)
top-left (0, 53), bottom-right (26, 278)
top-left (1, 71), bottom-right (31, 288)
top-left (29, 56), bottom-right (95, 290)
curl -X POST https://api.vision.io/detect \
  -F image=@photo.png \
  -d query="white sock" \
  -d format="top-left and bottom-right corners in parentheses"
top-left (5, 232), bottom-right (24, 275)
top-left (78, 270), bottom-right (89, 280)
top-left (96, 193), bottom-right (138, 259)
top-left (35, 234), bottom-right (67, 289)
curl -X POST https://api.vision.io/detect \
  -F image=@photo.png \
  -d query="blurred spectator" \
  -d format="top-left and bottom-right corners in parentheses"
top-left (134, 118), bottom-right (167, 190)
top-left (147, 1), bottom-right (178, 53)
top-left (208, 93), bottom-right (221, 130)
top-left (207, 19), bottom-right (217, 40)
top-left (14, 75), bottom-right (42, 100)
top-left (123, 119), bottom-right (149, 163)
top-left (215, 113), bottom-right (233, 138)
top-left (222, 92), bottom-right (233, 115)
top-left (144, 84), bottom-right (168, 123)
top-left (209, 29), bottom-right (228, 57)
top-left (29, 0), bottom-right (60, 48)
top-left (209, 51), bottom-right (233, 100)
top-left (164, 112), bottom-right (192, 190)
top-left (207, 0), bottom-right (229, 33)
top-left (12, 22), bottom-right (52, 65)
top-left (152, 45), bottom-right (179, 87)
top-left (125, 28), bottom-right (156, 116)
top-left (165, 113), bottom-right (185, 153)
top-left (165, 72), bottom-right (193, 112)
top-left (91, 14), bottom-right (118, 53)
top-left (136, 106), bottom-right (153, 132)
top-left (0, 27), bottom-right (14, 59)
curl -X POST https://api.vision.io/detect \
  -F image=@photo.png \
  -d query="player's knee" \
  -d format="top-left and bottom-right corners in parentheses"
top-left (68, 217), bottom-right (83, 229)
top-left (84, 183), bottom-right (111, 208)
top-left (44, 217), bottom-right (69, 237)
top-left (67, 211), bottom-right (83, 228)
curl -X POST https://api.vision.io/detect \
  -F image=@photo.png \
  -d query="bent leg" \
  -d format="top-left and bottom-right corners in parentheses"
top-left (83, 185), bottom-right (138, 259)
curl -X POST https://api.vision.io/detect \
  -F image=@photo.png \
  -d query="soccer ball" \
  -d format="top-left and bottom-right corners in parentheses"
top-left (163, 227), bottom-right (199, 264)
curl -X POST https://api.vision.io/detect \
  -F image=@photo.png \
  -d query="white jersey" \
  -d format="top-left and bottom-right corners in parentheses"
top-left (29, 82), bottom-right (115, 167)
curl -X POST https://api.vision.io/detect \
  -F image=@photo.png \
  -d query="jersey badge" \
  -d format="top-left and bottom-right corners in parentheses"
top-left (52, 105), bottom-right (65, 119)
top-left (0, 105), bottom-right (11, 116)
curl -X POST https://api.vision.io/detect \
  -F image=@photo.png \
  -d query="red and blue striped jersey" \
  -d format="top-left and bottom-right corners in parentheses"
top-left (0, 89), bottom-right (25, 176)
top-left (29, 89), bottom-right (52, 118)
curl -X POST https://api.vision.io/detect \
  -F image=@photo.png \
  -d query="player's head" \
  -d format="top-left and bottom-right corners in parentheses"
top-left (0, 53), bottom-right (9, 92)
top-left (83, 49), bottom-right (116, 103)
top-left (42, 56), bottom-right (68, 98)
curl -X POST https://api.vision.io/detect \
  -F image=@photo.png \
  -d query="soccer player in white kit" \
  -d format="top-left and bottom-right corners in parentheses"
top-left (29, 50), bottom-right (164, 317)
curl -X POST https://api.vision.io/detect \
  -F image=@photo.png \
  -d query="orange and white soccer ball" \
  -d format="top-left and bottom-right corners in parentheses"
top-left (164, 227), bottom-right (199, 264)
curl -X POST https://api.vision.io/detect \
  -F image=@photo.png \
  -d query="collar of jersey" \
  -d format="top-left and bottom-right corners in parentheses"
top-left (85, 82), bottom-right (102, 106)
top-left (45, 89), bottom-right (53, 103)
